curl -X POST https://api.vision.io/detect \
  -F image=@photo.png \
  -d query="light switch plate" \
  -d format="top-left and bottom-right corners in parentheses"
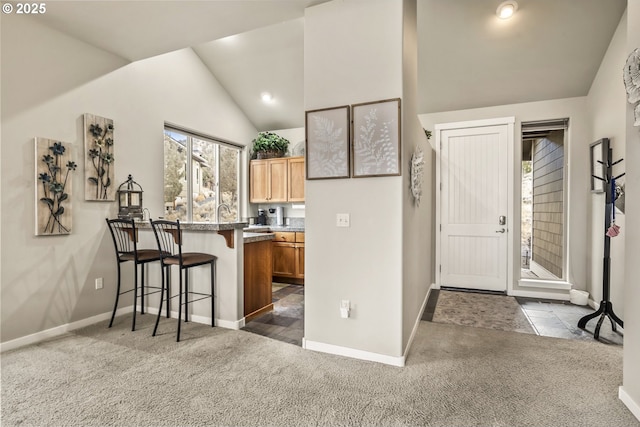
top-left (336, 213), bottom-right (350, 227)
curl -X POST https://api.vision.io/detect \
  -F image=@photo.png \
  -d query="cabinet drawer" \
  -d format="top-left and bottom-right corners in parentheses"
top-left (295, 232), bottom-right (305, 243)
top-left (273, 231), bottom-right (295, 242)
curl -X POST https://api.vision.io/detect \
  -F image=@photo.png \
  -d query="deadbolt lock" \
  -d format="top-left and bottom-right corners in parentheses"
top-left (499, 215), bottom-right (506, 225)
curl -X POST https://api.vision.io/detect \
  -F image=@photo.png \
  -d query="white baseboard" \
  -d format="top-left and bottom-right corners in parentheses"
top-left (1, 306), bottom-right (244, 353)
top-left (303, 338), bottom-right (405, 367)
top-left (402, 284), bottom-right (432, 361)
top-left (510, 289), bottom-right (570, 301)
top-left (144, 306), bottom-right (243, 330)
top-left (517, 279), bottom-right (572, 290)
top-left (0, 307), bottom-right (132, 353)
top-left (619, 386), bottom-right (640, 422)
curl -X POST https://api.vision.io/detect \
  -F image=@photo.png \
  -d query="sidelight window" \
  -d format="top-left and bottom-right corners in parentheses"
top-left (520, 119), bottom-right (568, 282)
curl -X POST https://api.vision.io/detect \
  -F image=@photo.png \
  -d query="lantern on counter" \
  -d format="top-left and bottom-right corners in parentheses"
top-left (117, 174), bottom-right (144, 220)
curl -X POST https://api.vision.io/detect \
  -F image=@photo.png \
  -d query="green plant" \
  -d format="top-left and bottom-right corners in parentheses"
top-left (251, 132), bottom-right (289, 158)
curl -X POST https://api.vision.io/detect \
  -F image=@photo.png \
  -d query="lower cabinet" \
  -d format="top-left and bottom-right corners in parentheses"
top-left (244, 239), bottom-right (274, 320)
top-left (272, 232), bottom-right (304, 284)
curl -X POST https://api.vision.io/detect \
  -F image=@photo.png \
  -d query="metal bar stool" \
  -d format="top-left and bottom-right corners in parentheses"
top-left (106, 218), bottom-right (170, 331)
top-left (150, 219), bottom-right (216, 342)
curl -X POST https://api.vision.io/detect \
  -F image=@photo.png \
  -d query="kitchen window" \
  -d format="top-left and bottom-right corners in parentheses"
top-left (163, 124), bottom-right (242, 223)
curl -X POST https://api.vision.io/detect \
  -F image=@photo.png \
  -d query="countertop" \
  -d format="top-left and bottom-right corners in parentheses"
top-left (134, 220), bottom-right (249, 231)
top-left (243, 232), bottom-right (275, 244)
top-left (243, 225), bottom-right (305, 233)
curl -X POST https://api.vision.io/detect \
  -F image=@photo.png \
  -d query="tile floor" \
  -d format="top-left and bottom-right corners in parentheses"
top-left (242, 284), bottom-right (304, 346)
top-left (243, 285), bottom-right (623, 348)
top-left (516, 296), bottom-right (623, 345)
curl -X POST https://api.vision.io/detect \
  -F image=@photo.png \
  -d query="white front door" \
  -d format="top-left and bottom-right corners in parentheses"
top-left (439, 123), bottom-right (510, 292)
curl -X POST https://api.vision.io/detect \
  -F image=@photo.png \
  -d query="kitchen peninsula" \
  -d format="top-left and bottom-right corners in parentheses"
top-left (136, 221), bottom-right (252, 330)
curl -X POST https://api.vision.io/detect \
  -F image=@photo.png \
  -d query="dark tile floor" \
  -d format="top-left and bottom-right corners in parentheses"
top-left (242, 284), bottom-right (304, 346)
top-left (423, 289), bottom-right (623, 345)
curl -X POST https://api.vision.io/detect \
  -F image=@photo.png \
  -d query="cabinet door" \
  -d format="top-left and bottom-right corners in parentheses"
top-left (273, 242), bottom-right (296, 277)
top-left (244, 240), bottom-right (273, 316)
top-left (288, 157), bottom-right (305, 202)
top-left (268, 159), bottom-right (288, 202)
top-left (296, 244), bottom-right (305, 279)
top-left (249, 160), bottom-right (269, 203)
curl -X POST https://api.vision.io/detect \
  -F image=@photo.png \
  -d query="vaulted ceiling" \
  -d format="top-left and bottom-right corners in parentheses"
top-left (31, 0), bottom-right (627, 131)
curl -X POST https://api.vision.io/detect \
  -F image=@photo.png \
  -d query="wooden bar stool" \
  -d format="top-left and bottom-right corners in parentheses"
top-left (105, 218), bottom-right (170, 331)
top-left (150, 219), bottom-right (216, 342)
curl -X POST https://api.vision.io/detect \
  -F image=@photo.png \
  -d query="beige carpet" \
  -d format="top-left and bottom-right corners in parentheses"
top-left (433, 289), bottom-right (536, 334)
top-left (2, 313), bottom-right (637, 427)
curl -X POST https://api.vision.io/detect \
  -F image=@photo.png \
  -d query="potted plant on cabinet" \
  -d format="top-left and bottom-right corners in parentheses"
top-left (251, 132), bottom-right (290, 159)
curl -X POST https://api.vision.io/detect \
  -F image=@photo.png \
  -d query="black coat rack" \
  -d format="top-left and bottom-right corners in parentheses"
top-left (578, 139), bottom-right (625, 339)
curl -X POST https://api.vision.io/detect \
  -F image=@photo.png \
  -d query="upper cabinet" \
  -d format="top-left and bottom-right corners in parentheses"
top-left (287, 157), bottom-right (305, 202)
top-left (250, 157), bottom-right (304, 203)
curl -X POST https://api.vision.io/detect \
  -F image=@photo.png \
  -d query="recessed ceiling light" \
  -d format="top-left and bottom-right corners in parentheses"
top-left (496, 0), bottom-right (518, 19)
top-left (261, 92), bottom-right (274, 103)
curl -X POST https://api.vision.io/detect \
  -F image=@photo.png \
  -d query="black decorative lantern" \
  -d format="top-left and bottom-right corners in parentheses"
top-left (117, 175), bottom-right (143, 220)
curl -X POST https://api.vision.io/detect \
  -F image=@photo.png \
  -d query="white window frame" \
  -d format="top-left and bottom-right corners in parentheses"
top-left (164, 123), bottom-right (243, 223)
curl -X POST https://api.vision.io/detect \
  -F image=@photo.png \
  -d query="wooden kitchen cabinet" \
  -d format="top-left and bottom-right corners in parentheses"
top-left (287, 157), bottom-right (305, 202)
top-left (244, 239), bottom-right (274, 320)
top-left (249, 157), bottom-right (304, 203)
top-left (272, 231), bottom-right (304, 284)
top-left (249, 158), bottom-right (288, 203)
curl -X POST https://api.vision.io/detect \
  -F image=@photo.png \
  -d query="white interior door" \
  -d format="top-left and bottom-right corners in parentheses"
top-left (439, 124), bottom-right (509, 292)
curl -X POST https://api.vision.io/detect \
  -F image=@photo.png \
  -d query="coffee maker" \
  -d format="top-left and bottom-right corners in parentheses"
top-left (257, 209), bottom-right (268, 225)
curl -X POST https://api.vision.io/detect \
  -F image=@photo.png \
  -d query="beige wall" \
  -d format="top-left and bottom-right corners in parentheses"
top-left (304, 0), bottom-right (428, 362)
top-left (401, 0), bottom-right (432, 352)
top-left (1, 15), bottom-right (256, 343)
top-left (623, 0), bottom-right (640, 418)
top-left (586, 9), bottom-right (628, 316)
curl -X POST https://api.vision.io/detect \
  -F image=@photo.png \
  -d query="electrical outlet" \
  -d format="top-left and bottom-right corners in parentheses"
top-left (336, 213), bottom-right (350, 227)
top-left (340, 300), bottom-right (350, 318)
top-left (95, 277), bottom-right (103, 290)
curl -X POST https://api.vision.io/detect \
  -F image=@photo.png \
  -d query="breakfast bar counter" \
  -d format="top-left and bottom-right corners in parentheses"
top-left (134, 221), bottom-right (250, 331)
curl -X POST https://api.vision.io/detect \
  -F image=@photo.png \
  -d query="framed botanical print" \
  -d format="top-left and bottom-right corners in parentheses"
top-left (351, 98), bottom-right (401, 178)
top-left (305, 105), bottom-right (350, 180)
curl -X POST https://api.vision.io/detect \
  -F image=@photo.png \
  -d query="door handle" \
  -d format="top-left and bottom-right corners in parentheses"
top-left (496, 228), bottom-right (506, 233)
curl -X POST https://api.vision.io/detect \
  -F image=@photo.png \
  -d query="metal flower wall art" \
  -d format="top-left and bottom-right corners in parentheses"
top-left (84, 114), bottom-right (115, 201)
top-left (35, 138), bottom-right (76, 235)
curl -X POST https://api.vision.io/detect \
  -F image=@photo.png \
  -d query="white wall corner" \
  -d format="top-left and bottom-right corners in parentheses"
top-left (402, 284), bottom-right (432, 360)
top-left (619, 386), bottom-right (640, 422)
top-left (303, 339), bottom-right (405, 367)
